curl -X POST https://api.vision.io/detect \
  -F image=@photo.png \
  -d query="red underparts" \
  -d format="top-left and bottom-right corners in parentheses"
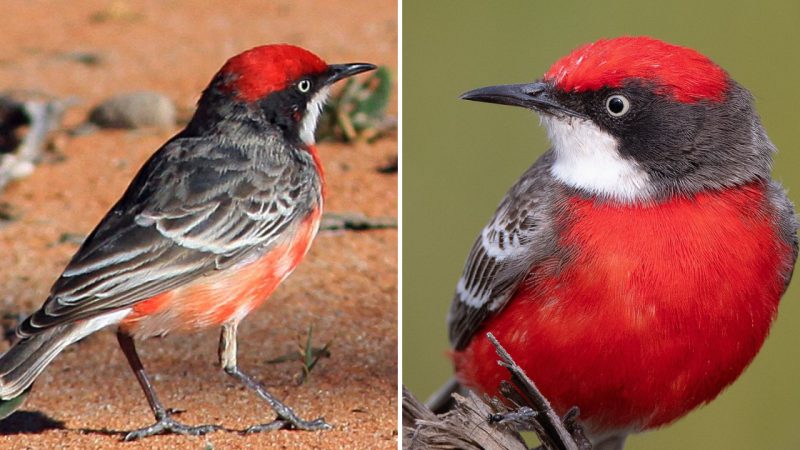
top-left (454, 182), bottom-right (790, 435)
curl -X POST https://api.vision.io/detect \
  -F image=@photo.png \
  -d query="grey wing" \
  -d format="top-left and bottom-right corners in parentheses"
top-left (766, 180), bottom-right (798, 291)
top-left (19, 135), bottom-right (321, 336)
top-left (447, 151), bottom-right (559, 350)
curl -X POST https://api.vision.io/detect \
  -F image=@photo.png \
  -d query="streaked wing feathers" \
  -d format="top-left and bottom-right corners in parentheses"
top-left (447, 151), bottom-right (558, 350)
top-left (19, 132), bottom-right (320, 336)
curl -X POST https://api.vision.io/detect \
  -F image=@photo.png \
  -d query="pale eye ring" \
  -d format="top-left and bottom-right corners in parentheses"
top-left (297, 80), bottom-right (312, 93)
top-left (605, 94), bottom-right (630, 117)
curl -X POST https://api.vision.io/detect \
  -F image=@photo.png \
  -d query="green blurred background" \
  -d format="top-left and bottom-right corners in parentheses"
top-left (402, 0), bottom-right (800, 448)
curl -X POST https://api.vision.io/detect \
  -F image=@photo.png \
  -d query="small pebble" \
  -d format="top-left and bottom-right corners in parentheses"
top-left (0, 154), bottom-right (35, 179)
top-left (89, 91), bottom-right (176, 129)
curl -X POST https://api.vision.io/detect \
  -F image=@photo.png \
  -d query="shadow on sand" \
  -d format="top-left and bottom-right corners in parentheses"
top-left (0, 411), bottom-right (65, 435)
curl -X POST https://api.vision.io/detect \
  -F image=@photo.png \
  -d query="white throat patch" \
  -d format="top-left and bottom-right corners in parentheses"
top-left (542, 115), bottom-right (651, 202)
top-left (299, 87), bottom-right (330, 145)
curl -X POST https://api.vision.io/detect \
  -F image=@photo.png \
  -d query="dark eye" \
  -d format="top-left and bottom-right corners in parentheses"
top-left (605, 95), bottom-right (630, 117)
top-left (297, 80), bottom-right (312, 93)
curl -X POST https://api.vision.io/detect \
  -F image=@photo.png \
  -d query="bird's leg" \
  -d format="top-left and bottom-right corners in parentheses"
top-left (117, 331), bottom-right (220, 441)
top-left (219, 322), bottom-right (331, 432)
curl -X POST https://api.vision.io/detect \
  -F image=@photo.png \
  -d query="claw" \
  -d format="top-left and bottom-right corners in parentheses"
top-left (244, 416), bottom-right (331, 434)
top-left (244, 419), bottom-right (287, 434)
top-left (288, 417), bottom-right (331, 431)
top-left (123, 415), bottom-right (221, 441)
top-left (219, 326), bottom-right (333, 435)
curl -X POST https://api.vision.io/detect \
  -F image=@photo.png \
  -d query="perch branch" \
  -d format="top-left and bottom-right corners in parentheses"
top-left (403, 386), bottom-right (528, 450)
top-left (488, 332), bottom-right (589, 450)
top-left (403, 333), bottom-right (591, 450)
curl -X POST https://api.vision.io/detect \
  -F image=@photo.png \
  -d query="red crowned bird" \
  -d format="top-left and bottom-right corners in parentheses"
top-left (0, 44), bottom-right (374, 440)
top-left (436, 36), bottom-right (797, 449)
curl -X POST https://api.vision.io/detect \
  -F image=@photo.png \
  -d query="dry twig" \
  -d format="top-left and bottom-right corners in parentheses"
top-left (403, 386), bottom-right (528, 450)
top-left (0, 95), bottom-right (72, 193)
top-left (403, 333), bottom-right (592, 450)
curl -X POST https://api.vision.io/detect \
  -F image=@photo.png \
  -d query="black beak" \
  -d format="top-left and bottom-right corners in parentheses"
top-left (325, 63), bottom-right (377, 85)
top-left (460, 81), bottom-right (585, 119)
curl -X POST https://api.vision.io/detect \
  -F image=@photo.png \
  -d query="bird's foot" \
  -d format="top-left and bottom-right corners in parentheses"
top-left (223, 365), bottom-right (332, 432)
top-left (244, 416), bottom-right (330, 433)
top-left (123, 413), bottom-right (221, 441)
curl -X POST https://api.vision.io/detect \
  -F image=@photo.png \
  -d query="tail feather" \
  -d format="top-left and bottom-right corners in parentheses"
top-left (0, 308), bottom-right (131, 418)
top-left (0, 323), bottom-right (80, 400)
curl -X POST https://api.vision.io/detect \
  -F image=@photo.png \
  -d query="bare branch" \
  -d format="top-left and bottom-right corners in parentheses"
top-left (403, 333), bottom-right (593, 450)
top-left (403, 386), bottom-right (528, 450)
top-left (488, 332), bottom-right (589, 450)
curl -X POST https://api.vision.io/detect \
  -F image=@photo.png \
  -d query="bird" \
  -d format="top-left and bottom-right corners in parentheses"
top-left (0, 44), bottom-right (375, 440)
top-left (437, 36), bottom-right (797, 450)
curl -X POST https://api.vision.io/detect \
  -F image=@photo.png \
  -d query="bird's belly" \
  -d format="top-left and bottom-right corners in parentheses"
top-left (121, 208), bottom-right (322, 339)
top-left (454, 183), bottom-right (790, 434)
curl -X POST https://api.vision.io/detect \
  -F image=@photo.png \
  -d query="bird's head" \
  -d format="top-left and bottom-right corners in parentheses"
top-left (461, 36), bottom-right (775, 202)
top-left (193, 44), bottom-right (375, 145)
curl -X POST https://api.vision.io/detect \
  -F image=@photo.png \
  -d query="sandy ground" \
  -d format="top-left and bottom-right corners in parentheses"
top-left (0, 1), bottom-right (397, 449)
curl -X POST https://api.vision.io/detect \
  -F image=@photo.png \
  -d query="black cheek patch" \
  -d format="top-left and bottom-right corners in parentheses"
top-left (570, 82), bottom-right (712, 182)
top-left (257, 73), bottom-right (329, 145)
top-left (574, 79), bottom-right (768, 195)
top-left (259, 90), bottom-right (305, 144)
top-left (614, 94), bottom-right (710, 181)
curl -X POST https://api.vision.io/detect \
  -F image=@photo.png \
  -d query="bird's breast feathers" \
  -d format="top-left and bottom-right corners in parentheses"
top-left (455, 180), bottom-right (794, 431)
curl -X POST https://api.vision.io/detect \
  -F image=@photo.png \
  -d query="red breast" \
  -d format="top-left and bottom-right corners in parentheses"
top-left (454, 181), bottom-right (791, 433)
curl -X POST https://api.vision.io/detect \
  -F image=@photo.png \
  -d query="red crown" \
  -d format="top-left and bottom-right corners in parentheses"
top-left (544, 36), bottom-right (728, 103)
top-left (220, 44), bottom-right (328, 102)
